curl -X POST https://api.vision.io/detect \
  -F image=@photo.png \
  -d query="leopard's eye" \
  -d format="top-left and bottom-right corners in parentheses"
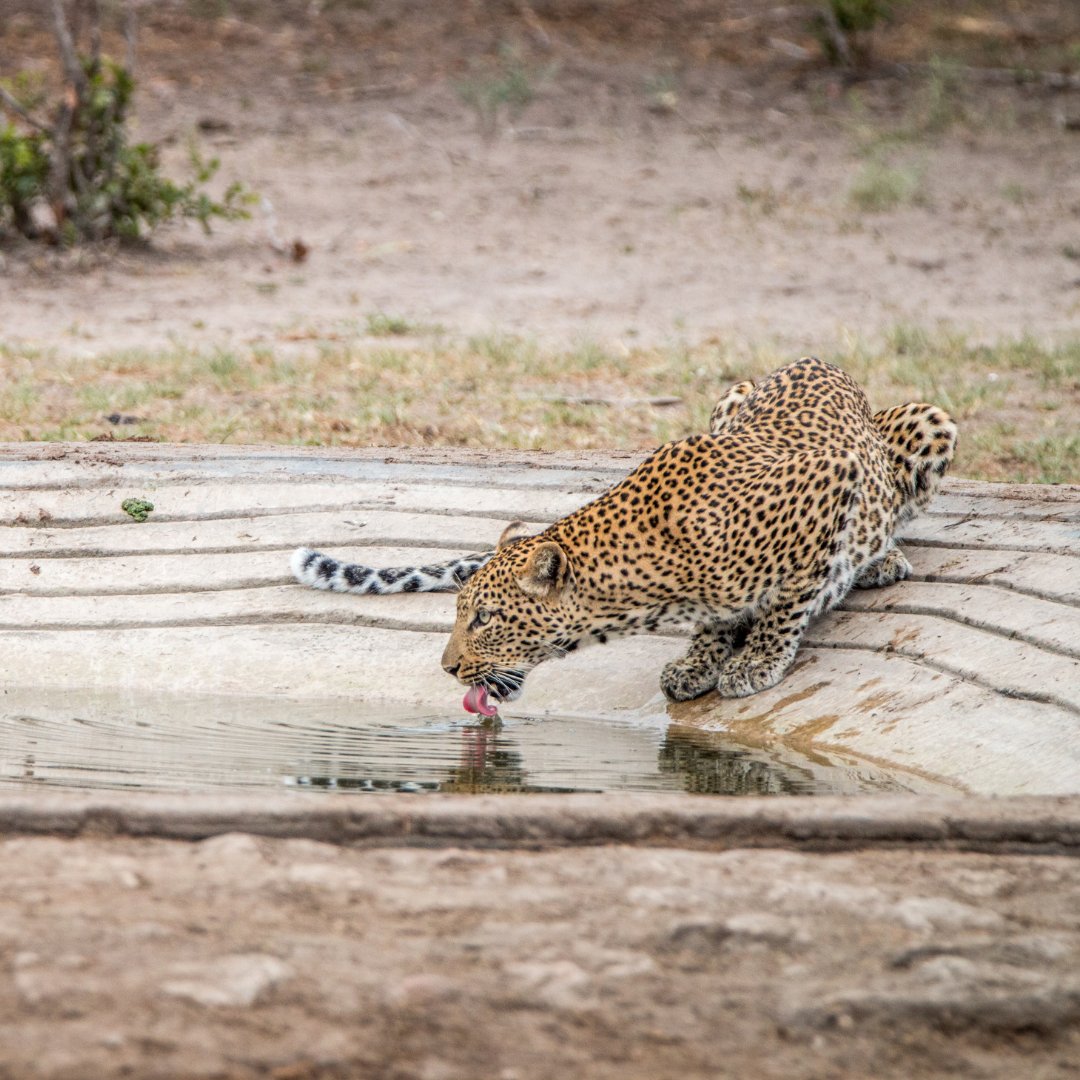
top-left (468, 607), bottom-right (499, 632)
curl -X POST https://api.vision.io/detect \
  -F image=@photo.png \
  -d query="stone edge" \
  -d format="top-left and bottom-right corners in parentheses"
top-left (1, 792), bottom-right (1079, 855)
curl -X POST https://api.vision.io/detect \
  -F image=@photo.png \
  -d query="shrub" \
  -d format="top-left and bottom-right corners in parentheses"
top-left (0, 3), bottom-right (251, 244)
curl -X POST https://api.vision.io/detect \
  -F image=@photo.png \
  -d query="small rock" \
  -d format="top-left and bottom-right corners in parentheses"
top-left (160, 953), bottom-right (291, 1008)
top-left (385, 973), bottom-right (459, 1008)
top-left (891, 896), bottom-right (1005, 932)
top-left (725, 912), bottom-right (808, 947)
top-left (285, 863), bottom-right (368, 890)
top-left (504, 960), bottom-right (593, 1011)
top-left (662, 919), bottom-right (732, 951)
top-left (29, 199), bottom-right (58, 237)
top-left (197, 832), bottom-right (265, 862)
top-left (419, 1058), bottom-right (461, 1080)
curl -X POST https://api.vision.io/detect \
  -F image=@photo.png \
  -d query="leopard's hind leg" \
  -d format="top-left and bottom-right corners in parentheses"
top-left (716, 450), bottom-right (864, 698)
top-left (852, 402), bottom-right (957, 591)
top-left (709, 380), bottom-right (756, 435)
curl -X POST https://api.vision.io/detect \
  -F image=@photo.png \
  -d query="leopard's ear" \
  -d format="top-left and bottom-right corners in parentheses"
top-left (497, 520), bottom-right (532, 549)
top-left (517, 541), bottom-right (571, 600)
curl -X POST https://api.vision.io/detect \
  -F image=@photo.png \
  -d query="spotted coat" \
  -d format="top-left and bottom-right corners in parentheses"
top-left (294, 358), bottom-right (957, 703)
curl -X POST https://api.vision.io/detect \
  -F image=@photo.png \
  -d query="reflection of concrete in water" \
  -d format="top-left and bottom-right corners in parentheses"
top-left (659, 724), bottom-right (917, 796)
top-left (660, 729), bottom-right (814, 796)
top-left (0, 689), bottom-right (945, 797)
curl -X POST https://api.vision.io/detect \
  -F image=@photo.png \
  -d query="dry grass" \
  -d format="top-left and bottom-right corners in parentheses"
top-left (1, 325), bottom-right (1077, 483)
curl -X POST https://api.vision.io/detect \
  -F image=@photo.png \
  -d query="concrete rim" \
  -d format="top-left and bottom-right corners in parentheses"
top-left (2, 791), bottom-right (1078, 855)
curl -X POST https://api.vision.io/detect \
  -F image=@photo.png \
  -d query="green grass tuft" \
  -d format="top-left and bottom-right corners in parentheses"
top-left (848, 159), bottom-right (923, 212)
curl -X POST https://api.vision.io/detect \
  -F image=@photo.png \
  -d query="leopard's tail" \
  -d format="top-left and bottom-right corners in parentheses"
top-left (872, 402), bottom-right (958, 523)
top-left (290, 547), bottom-right (493, 594)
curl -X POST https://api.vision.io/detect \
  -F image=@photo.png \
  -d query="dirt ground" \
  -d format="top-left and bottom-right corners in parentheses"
top-left (3, 826), bottom-right (1080, 1080)
top-left (1, 1), bottom-right (1079, 354)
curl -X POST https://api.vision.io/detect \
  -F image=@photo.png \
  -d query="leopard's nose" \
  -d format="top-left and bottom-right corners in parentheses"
top-left (441, 640), bottom-right (462, 677)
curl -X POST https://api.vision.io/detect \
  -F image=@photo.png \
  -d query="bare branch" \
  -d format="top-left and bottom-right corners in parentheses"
top-left (819, 3), bottom-right (853, 69)
top-left (516, 1), bottom-right (552, 51)
top-left (0, 83), bottom-right (50, 132)
top-left (124, 1), bottom-right (138, 74)
top-left (46, 97), bottom-right (75, 212)
top-left (87, 0), bottom-right (103, 68)
top-left (49, 0), bottom-right (89, 93)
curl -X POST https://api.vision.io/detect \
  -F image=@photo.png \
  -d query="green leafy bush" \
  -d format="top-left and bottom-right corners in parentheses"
top-left (0, 124), bottom-right (49, 236)
top-left (0, 54), bottom-right (251, 244)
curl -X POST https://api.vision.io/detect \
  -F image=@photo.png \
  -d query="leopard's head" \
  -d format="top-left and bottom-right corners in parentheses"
top-left (441, 522), bottom-right (579, 709)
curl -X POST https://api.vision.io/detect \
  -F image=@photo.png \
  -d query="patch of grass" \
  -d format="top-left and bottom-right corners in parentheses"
top-left (187, 0), bottom-right (230, 18)
top-left (456, 44), bottom-right (542, 137)
top-left (736, 182), bottom-right (781, 216)
top-left (971, 336), bottom-right (1080, 389)
top-left (300, 53), bottom-right (331, 77)
top-left (967, 426), bottom-right (1080, 485)
top-left (1002, 182), bottom-right (1031, 206)
top-left (466, 332), bottom-right (540, 369)
top-left (1, 328), bottom-right (1076, 483)
top-left (0, 377), bottom-right (40, 422)
top-left (848, 158), bottom-right (923, 212)
top-left (365, 312), bottom-right (419, 337)
top-left (1009, 435), bottom-right (1080, 485)
top-left (845, 57), bottom-right (971, 162)
top-left (912, 56), bottom-right (966, 135)
top-left (207, 350), bottom-right (240, 380)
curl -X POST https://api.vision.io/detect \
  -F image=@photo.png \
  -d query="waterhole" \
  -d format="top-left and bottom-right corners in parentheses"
top-left (0, 689), bottom-right (946, 797)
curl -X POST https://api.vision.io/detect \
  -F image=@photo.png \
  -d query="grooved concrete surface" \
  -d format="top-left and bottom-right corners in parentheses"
top-left (2, 443), bottom-right (1080, 1078)
top-left (1, 441), bottom-right (1078, 794)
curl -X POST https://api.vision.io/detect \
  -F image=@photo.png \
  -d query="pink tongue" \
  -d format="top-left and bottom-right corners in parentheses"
top-left (463, 684), bottom-right (499, 717)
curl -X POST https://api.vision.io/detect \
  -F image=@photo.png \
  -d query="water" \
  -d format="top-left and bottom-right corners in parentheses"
top-left (0, 689), bottom-right (940, 797)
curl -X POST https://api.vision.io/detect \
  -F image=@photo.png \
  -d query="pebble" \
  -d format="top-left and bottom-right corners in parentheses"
top-left (160, 953), bottom-right (291, 1008)
top-left (503, 960), bottom-right (593, 1011)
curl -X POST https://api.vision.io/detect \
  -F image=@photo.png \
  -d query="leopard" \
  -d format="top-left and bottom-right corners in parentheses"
top-left (292, 357), bottom-right (956, 711)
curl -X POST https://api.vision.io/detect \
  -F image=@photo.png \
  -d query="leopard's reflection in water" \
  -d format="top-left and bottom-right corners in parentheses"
top-left (290, 717), bottom-right (924, 797)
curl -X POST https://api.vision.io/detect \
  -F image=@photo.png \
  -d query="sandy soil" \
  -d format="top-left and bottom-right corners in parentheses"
top-left (2, 827), bottom-right (1079, 1080)
top-left (1, 3), bottom-right (1078, 355)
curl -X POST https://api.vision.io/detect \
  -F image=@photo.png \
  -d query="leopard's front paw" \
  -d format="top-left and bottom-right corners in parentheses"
top-left (715, 653), bottom-right (789, 698)
top-left (661, 657), bottom-right (722, 702)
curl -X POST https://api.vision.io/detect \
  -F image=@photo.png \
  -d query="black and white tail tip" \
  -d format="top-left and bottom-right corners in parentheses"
top-left (290, 547), bottom-right (493, 595)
